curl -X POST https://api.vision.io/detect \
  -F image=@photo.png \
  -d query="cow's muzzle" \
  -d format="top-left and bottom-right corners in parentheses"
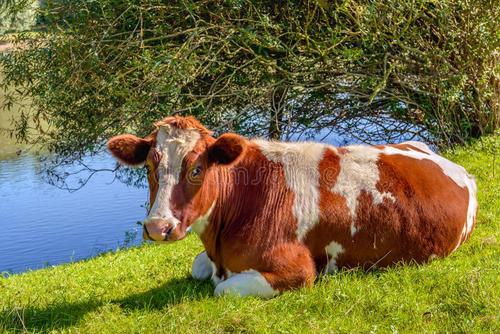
top-left (142, 218), bottom-right (184, 242)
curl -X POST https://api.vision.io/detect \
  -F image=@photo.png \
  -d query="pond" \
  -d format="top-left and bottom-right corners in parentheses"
top-left (0, 151), bottom-right (147, 274)
top-left (0, 83), bottom-right (148, 274)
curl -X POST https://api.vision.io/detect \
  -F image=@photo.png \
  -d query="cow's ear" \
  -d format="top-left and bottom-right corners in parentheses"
top-left (208, 133), bottom-right (246, 165)
top-left (107, 134), bottom-right (152, 167)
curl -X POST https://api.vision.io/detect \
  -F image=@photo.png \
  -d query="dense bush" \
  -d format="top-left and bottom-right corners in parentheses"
top-left (1, 0), bottom-right (498, 160)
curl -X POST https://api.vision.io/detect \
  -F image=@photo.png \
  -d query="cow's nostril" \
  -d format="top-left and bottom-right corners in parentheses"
top-left (162, 225), bottom-right (174, 237)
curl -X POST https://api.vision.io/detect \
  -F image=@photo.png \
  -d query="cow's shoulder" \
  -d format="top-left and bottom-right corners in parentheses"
top-left (250, 139), bottom-right (331, 240)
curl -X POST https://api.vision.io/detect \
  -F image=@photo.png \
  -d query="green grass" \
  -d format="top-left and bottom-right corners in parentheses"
top-left (0, 135), bottom-right (498, 334)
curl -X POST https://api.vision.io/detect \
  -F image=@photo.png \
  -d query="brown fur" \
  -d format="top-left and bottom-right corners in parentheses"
top-left (154, 115), bottom-right (212, 136)
top-left (107, 134), bottom-right (152, 166)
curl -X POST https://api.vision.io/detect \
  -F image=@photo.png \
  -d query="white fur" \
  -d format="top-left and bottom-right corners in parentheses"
top-left (325, 241), bottom-right (344, 273)
top-left (210, 261), bottom-right (222, 285)
top-left (191, 251), bottom-right (214, 280)
top-left (332, 146), bottom-right (396, 228)
top-left (191, 201), bottom-right (216, 235)
top-left (380, 142), bottom-right (478, 247)
top-left (403, 141), bottom-right (434, 154)
top-left (146, 125), bottom-right (200, 224)
top-left (214, 269), bottom-right (277, 298)
top-left (210, 267), bottom-right (236, 286)
top-left (254, 140), bottom-right (326, 240)
top-left (351, 224), bottom-right (358, 237)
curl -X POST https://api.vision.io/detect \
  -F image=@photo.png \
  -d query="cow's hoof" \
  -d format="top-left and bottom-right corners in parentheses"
top-left (191, 251), bottom-right (213, 280)
top-left (214, 270), bottom-right (277, 298)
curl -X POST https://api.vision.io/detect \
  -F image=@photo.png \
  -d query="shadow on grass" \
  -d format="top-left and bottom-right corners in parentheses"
top-left (0, 266), bottom-right (410, 332)
top-left (0, 277), bottom-right (213, 332)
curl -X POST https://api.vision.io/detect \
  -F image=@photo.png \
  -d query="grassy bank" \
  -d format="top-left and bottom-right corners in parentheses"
top-left (0, 135), bottom-right (498, 333)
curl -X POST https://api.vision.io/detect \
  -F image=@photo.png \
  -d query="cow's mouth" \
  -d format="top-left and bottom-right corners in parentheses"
top-left (143, 222), bottom-right (179, 242)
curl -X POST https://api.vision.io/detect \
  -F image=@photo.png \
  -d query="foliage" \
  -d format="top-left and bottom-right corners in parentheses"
top-left (0, 134), bottom-right (498, 333)
top-left (0, 1), bottom-right (38, 34)
top-left (0, 0), bottom-right (498, 162)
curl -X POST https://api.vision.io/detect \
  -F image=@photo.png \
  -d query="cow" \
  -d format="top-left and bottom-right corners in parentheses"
top-left (107, 115), bottom-right (478, 298)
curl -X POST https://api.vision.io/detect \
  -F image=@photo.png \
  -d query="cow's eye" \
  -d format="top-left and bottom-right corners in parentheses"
top-left (191, 166), bottom-right (202, 178)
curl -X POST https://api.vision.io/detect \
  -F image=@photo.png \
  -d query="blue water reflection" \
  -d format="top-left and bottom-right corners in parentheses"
top-left (0, 152), bottom-right (147, 274)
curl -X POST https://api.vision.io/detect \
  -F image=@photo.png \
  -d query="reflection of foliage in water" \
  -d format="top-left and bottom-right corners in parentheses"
top-left (38, 151), bottom-right (148, 192)
top-left (122, 229), bottom-right (139, 248)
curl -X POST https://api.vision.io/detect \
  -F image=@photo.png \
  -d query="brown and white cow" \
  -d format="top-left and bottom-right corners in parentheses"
top-left (108, 115), bottom-right (477, 298)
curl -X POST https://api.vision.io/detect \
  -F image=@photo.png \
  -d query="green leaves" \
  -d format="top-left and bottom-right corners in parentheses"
top-left (1, 0), bottom-right (498, 162)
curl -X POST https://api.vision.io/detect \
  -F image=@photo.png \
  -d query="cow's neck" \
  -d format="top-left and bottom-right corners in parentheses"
top-left (195, 166), bottom-right (232, 267)
top-left (196, 144), bottom-right (292, 268)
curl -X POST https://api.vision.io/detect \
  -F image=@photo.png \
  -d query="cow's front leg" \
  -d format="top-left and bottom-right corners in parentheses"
top-left (191, 251), bottom-right (214, 280)
top-left (214, 243), bottom-right (315, 298)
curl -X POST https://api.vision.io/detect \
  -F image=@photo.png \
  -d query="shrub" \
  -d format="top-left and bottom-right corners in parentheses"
top-left (1, 0), bottom-right (498, 160)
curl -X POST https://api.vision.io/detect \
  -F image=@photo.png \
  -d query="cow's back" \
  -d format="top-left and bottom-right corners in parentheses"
top-left (304, 141), bottom-right (477, 271)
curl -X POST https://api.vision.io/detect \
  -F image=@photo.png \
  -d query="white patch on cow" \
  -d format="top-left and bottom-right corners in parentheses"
top-left (254, 139), bottom-right (326, 240)
top-left (403, 141), bottom-right (434, 154)
top-left (146, 125), bottom-right (201, 224)
top-left (214, 269), bottom-right (277, 298)
top-left (380, 142), bottom-right (478, 247)
top-left (191, 201), bottom-right (216, 235)
top-left (332, 145), bottom-right (396, 225)
top-left (325, 241), bottom-right (344, 273)
top-left (210, 261), bottom-right (222, 285)
top-left (191, 251), bottom-right (214, 280)
top-left (209, 266), bottom-right (236, 286)
top-left (351, 224), bottom-right (358, 237)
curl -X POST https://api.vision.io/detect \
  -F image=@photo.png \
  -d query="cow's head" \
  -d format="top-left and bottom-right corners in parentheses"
top-left (107, 116), bottom-right (246, 242)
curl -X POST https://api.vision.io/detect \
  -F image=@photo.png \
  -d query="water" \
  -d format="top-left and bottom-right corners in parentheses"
top-left (0, 152), bottom-right (147, 274)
